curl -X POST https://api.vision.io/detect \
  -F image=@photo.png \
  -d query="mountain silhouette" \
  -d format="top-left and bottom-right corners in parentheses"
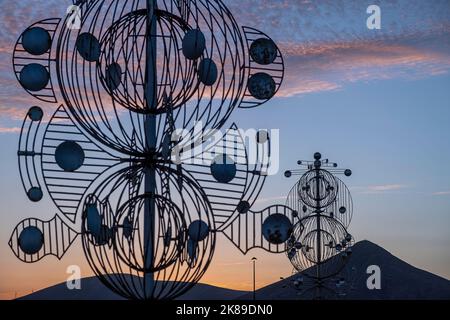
top-left (20, 241), bottom-right (450, 300)
top-left (20, 278), bottom-right (248, 300)
top-left (241, 240), bottom-right (450, 300)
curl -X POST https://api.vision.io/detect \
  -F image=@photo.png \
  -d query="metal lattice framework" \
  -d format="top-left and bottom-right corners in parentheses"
top-left (283, 152), bottom-right (355, 299)
top-left (9, 0), bottom-right (287, 300)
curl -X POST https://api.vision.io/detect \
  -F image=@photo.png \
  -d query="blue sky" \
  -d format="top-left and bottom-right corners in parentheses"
top-left (0, 0), bottom-right (449, 298)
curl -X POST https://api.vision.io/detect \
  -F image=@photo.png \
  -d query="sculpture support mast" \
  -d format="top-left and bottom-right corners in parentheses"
top-left (315, 166), bottom-right (322, 298)
top-left (144, 0), bottom-right (158, 298)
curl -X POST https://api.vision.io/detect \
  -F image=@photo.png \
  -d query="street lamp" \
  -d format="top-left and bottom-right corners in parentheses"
top-left (251, 257), bottom-right (257, 300)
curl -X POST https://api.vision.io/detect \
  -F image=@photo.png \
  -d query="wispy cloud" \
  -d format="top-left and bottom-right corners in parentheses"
top-left (254, 195), bottom-right (286, 204)
top-left (352, 184), bottom-right (410, 194)
top-left (0, 127), bottom-right (21, 134)
top-left (368, 184), bottom-right (409, 192)
top-left (275, 32), bottom-right (450, 98)
top-left (230, 0), bottom-right (450, 98)
top-left (432, 191), bottom-right (450, 196)
top-left (1, 0), bottom-right (450, 121)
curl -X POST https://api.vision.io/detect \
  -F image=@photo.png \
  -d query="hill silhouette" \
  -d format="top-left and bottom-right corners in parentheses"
top-left (241, 240), bottom-right (450, 300)
top-left (20, 241), bottom-right (450, 300)
top-left (20, 278), bottom-right (248, 300)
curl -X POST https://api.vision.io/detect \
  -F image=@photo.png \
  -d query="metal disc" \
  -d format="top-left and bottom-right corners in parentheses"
top-left (19, 64), bottom-right (49, 91)
top-left (248, 72), bottom-right (275, 100)
top-left (182, 29), bottom-right (206, 60)
top-left (22, 27), bottom-right (51, 55)
top-left (18, 226), bottom-right (44, 255)
top-left (55, 141), bottom-right (85, 172)
top-left (76, 33), bottom-right (101, 62)
top-left (249, 38), bottom-right (277, 65)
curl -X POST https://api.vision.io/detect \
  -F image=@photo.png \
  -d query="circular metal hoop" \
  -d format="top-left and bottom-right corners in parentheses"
top-left (98, 9), bottom-right (197, 114)
top-left (298, 169), bottom-right (338, 209)
top-left (113, 193), bottom-right (188, 273)
top-left (287, 176), bottom-right (353, 228)
top-left (287, 215), bottom-right (353, 280)
top-left (56, 0), bottom-right (248, 156)
top-left (81, 165), bottom-right (216, 300)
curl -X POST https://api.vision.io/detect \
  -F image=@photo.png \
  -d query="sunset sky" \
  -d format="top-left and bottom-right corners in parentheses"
top-left (1, 0), bottom-right (450, 299)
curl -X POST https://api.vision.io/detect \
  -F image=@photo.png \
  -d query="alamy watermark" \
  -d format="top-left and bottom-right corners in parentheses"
top-left (66, 265), bottom-right (81, 290)
top-left (66, 5), bottom-right (82, 30)
top-left (366, 265), bottom-right (382, 290)
top-left (367, 5), bottom-right (381, 30)
top-left (169, 121), bottom-right (281, 175)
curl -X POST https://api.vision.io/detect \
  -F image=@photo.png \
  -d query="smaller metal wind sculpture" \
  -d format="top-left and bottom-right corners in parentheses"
top-left (283, 152), bottom-right (354, 299)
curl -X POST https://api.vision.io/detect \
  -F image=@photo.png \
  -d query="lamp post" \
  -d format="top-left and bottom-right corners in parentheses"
top-left (251, 257), bottom-right (257, 300)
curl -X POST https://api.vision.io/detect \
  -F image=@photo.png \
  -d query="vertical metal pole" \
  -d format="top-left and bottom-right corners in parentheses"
top-left (252, 257), bottom-right (257, 301)
top-left (144, 0), bottom-right (158, 299)
top-left (315, 167), bottom-right (321, 299)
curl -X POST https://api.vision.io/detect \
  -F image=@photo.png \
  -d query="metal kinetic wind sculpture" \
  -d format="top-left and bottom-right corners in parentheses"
top-left (9, 0), bottom-right (287, 299)
top-left (283, 152), bottom-right (355, 299)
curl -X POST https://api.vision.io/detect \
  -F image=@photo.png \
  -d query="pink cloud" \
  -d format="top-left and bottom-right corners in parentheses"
top-left (274, 31), bottom-right (450, 98)
top-left (0, 126), bottom-right (21, 134)
top-left (1, 0), bottom-right (450, 120)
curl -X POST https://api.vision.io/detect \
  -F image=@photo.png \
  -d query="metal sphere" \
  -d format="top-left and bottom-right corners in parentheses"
top-left (55, 141), bottom-right (85, 172)
top-left (18, 226), bottom-right (43, 255)
top-left (76, 33), bottom-right (101, 62)
top-left (198, 58), bottom-right (218, 86)
top-left (28, 106), bottom-right (43, 121)
top-left (182, 29), bottom-right (206, 60)
top-left (22, 27), bottom-right (51, 55)
top-left (93, 225), bottom-right (115, 246)
top-left (104, 62), bottom-right (122, 91)
top-left (187, 238), bottom-right (198, 264)
top-left (237, 200), bottom-right (251, 214)
top-left (248, 72), bottom-right (276, 100)
top-left (210, 154), bottom-right (237, 183)
top-left (122, 216), bottom-right (134, 240)
top-left (284, 170), bottom-right (292, 178)
top-left (344, 169), bottom-right (352, 177)
top-left (27, 187), bottom-right (43, 202)
top-left (188, 220), bottom-right (210, 242)
top-left (85, 202), bottom-right (102, 237)
top-left (19, 63), bottom-right (49, 91)
top-left (249, 38), bottom-right (277, 65)
top-left (314, 152), bottom-right (322, 160)
top-left (262, 214), bottom-right (293, 244)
